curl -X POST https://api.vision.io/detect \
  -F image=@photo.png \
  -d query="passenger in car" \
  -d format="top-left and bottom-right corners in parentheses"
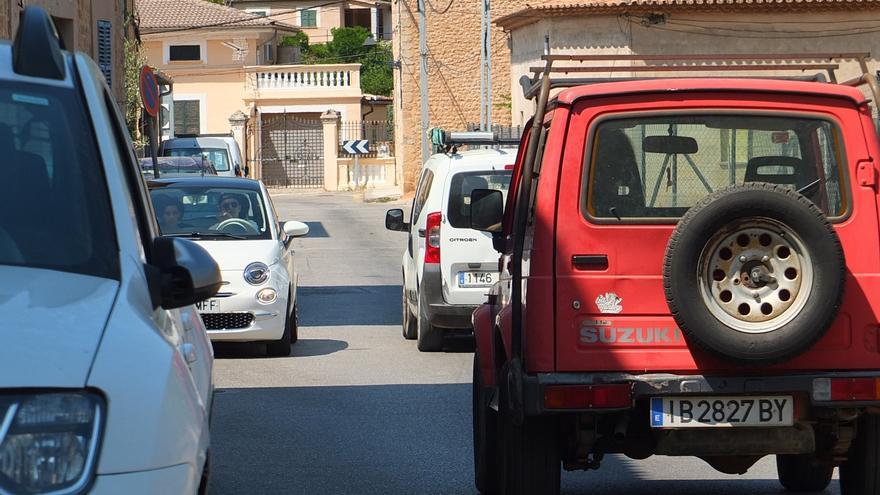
top-left (154, 196), bottom-right (188, 232)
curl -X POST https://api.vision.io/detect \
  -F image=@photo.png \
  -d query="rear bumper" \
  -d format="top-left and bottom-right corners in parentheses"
top-left (420, 264), bottom-right (478, 329)
top-left (523, 370), bottom-right (880, 416)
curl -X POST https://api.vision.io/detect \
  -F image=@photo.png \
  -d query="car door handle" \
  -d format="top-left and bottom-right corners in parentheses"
top-left (573, 254), bottom-right (609, 271)
top-left (418, 229), bottom-right (425, 237)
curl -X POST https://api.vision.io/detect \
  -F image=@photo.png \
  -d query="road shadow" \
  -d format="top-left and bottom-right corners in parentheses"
top-left (302, 221), bottom-right (330, 238)
top-left (299, 285), bottom-right (402, 326)
top-left (212, 338), bottom-right (348, 359)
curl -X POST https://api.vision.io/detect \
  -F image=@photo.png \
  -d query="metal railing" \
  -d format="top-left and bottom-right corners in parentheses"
top-left (339, 120), bottom-right (394, 158)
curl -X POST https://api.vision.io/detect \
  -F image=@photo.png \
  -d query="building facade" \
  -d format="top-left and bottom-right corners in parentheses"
top-left (0, 0), bottom-right (133, 107)
top-left (496, 1), bottom-right (880, 127)
top-left (392, 0), bottom-right (525, 191)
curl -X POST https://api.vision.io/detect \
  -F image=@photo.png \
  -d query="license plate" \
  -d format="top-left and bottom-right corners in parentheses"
top-left (650, 395), bottom-right (793, 428)
top-left (195, 299), bottom-right (220, 312)
top-left (458, 271), bottom-right (496, 288)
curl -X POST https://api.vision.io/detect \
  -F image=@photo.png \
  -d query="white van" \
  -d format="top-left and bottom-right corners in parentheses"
top-left (160, 135), bottom-right (244, 177)
top-left (385, 146), bottom-right (516, 351)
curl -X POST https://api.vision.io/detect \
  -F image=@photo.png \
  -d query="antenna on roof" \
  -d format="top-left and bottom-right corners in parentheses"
top-left (13, 6), bottom-right (65, 80)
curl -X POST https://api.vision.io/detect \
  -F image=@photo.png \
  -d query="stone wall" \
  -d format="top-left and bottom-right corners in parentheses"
top-left (393, 0), bottom-right (526, 192)
top-left (506, 9), bottom-right (880, 126)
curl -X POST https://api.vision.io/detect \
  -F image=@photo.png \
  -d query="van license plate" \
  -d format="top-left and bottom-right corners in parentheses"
top-left (458, 271), bottom-right (496, 288)
top-left (650, 396), bottom-right (793, 428)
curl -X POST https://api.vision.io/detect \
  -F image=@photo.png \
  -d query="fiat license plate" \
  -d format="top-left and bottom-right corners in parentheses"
top-left (458, 271), bottom-right (496, 288)
top-left (195, 299), bottom-right (220, 312)
top-left (650, 396), bottom-right (793, 428)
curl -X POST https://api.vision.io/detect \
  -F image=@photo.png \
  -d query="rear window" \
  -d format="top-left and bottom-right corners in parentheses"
top-left (164, 147), bottom-right (230, 171)
top-left (447, 171), bottom-right (512, 228)
top-left (0, 82), bottom-right (118, 279)
top-left (585, 114), bottom-right (846, 221)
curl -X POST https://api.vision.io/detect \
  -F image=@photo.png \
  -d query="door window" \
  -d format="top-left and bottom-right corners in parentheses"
top-left (411, 168), bottom-right (434, 223)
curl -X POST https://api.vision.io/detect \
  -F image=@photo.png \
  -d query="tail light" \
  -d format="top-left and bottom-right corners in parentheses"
top-left (813, 377), bottom-right (880, 401)
top-left (543, 384), bottom-right (632, 410)
top-left (424, 212), bottom-right (442, 264)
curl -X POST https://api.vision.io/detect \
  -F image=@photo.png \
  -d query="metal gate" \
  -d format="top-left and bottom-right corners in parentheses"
top-left (259, 114), bottom-right (324, 188)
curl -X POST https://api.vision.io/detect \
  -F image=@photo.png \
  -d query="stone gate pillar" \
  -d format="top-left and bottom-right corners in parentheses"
top-left (321, 110), bottom-right (340, 191)
top-left (228, 110), bottom-right (248, 176)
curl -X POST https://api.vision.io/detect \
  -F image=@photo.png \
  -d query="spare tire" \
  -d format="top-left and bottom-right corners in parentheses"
top-left (663, 182), bottom-right (845, 365)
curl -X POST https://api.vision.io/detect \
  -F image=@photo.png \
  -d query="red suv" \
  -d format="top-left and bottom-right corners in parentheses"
top-left (470, 54), bottom-right (880, 495)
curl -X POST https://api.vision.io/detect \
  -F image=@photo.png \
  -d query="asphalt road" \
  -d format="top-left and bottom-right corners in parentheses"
top-left (208, 191), bottom-right (841, 495)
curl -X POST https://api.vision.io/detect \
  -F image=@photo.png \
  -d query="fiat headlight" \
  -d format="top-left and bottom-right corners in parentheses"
top-left (0, 392), bottom-right (102, 494)
top-left (244, 262), bottom-right (270, 285)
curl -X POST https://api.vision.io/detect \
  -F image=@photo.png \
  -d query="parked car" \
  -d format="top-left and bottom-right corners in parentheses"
top-left (0, 7), bottom-right (220, 493)
top-left (385, 145), bottom-right (515, 351)
top-left (148, 177), bottom-right (309, 356)
top-left (471, 54), bottom-right (880, 495)
top-left (140, 156), bottom-right (217, 178)
top-left (160, 135), bottom-right (244, 177)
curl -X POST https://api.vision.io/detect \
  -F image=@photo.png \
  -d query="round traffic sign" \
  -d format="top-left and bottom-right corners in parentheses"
top-left (139, 66), bottom-right (159, 117)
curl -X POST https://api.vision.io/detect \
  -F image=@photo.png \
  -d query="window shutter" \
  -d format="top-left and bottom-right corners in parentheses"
top-left (302, 10), bottom-right (316, 27)
top-left (173, 100), bottom-right (200, 135)
top-left (96, 20), bottom-right (112, 87)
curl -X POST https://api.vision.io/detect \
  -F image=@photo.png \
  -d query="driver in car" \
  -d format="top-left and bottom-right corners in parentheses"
top-left (212, 193), bottom-right (258, 232)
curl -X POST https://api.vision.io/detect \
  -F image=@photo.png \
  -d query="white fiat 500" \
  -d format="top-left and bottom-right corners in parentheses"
top-left (148, 177), bottom-right (309, 356)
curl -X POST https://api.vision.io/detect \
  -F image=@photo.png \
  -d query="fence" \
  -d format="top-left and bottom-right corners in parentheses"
top-left (339, 120), bottom-right (394, 159)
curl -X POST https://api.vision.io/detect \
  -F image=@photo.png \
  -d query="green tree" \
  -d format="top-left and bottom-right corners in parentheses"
top-left (281, 27), bottom-right (392, 97)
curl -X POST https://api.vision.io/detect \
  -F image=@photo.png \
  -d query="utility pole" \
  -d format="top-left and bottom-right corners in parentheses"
top-left (418, 0), bottom-right (429, 163)
top-left (479, 0), bottom-right (492, 131)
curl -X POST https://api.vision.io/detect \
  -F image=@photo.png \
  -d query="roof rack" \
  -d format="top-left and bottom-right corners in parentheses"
top-left (521, 52), bottom-right (880, 104)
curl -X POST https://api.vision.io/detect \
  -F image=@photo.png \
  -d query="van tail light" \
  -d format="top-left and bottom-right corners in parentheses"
top-left (424, 212), bottom-right (442, 264)
top-left (544, 384), bottom-right (632, 410)
top-left (813, 377), bottom-right (880, 401)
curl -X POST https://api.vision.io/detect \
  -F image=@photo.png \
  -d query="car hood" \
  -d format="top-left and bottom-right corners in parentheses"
top-left (194, 240), bottom-right (280, 270)
top-left (0, 266), bottom-right (119, 388)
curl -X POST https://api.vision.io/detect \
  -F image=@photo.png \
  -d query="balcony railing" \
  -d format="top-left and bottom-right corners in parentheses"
top-left (246, 63), bottom-right (361, 93)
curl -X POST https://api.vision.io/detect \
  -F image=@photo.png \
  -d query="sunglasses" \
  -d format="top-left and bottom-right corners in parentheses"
top-left (219, 200), bottom-right (240, 210)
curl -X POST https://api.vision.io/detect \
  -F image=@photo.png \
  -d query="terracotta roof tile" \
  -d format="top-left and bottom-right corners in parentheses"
top-left (496, 0), bottom-right (880, 28)
top-left (137, 0), bottom-right (298, 32)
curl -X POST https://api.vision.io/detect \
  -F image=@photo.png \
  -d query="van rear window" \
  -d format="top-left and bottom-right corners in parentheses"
top-left (164, 147), bottom-right (230, 171)
top-left (447, 171), bottom-right (512, 228)
top-left (585, 114), bottom-right (846, 221)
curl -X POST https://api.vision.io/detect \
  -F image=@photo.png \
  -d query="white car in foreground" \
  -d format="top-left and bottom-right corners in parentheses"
top-left (148, 177), bottom-right (309, 356)
top-left (0, 7), bottom-right (220, 493)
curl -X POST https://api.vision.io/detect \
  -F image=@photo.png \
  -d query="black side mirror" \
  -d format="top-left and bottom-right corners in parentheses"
top-left (470, 189), bottom-right (504, 233)
top-left (149, 237), bottom-right (222, 310)
top-left (385, 208), bottom-right (409, 232)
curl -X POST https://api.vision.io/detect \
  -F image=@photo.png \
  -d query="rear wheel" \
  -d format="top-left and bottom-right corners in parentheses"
top-left (776, 454), bottom-right (833, 492)
top-left (497, 380), bottom-right (560, 495)
top-left (840, 415), bottom-right (880, 495)
top-left (416, 293), bottom-right (444, 352)
top-left (402, 283), bottom-right (417, 340)
top-left (473, 355), bottom-right (498, 494)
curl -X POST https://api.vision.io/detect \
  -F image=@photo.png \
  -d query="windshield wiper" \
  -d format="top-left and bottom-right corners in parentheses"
top-left (165, 232), bottom-right (246, 240)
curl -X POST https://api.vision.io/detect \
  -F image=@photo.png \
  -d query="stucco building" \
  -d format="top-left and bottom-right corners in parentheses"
top-left (496, 1), bottom-right (880, 127)
top-left (392, 0), bottom-right (526, 191)
top-left (226, 0), bottom-right (393, 44)
top-left (0, 0), bottom-right (133, 107)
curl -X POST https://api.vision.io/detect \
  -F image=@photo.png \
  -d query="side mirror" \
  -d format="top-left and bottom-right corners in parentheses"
top-left (470, 189), bottom-right (504, 233)
top-left (150, 237), bottom-right (222, 310)
top-left (283, 220), bottom-right (310, 238)
top-left (385, 208), bottom-right (409, 232)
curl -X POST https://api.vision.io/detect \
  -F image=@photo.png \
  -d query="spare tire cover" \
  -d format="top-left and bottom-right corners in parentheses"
top-left (663, 182), bottom-right (845, 365)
